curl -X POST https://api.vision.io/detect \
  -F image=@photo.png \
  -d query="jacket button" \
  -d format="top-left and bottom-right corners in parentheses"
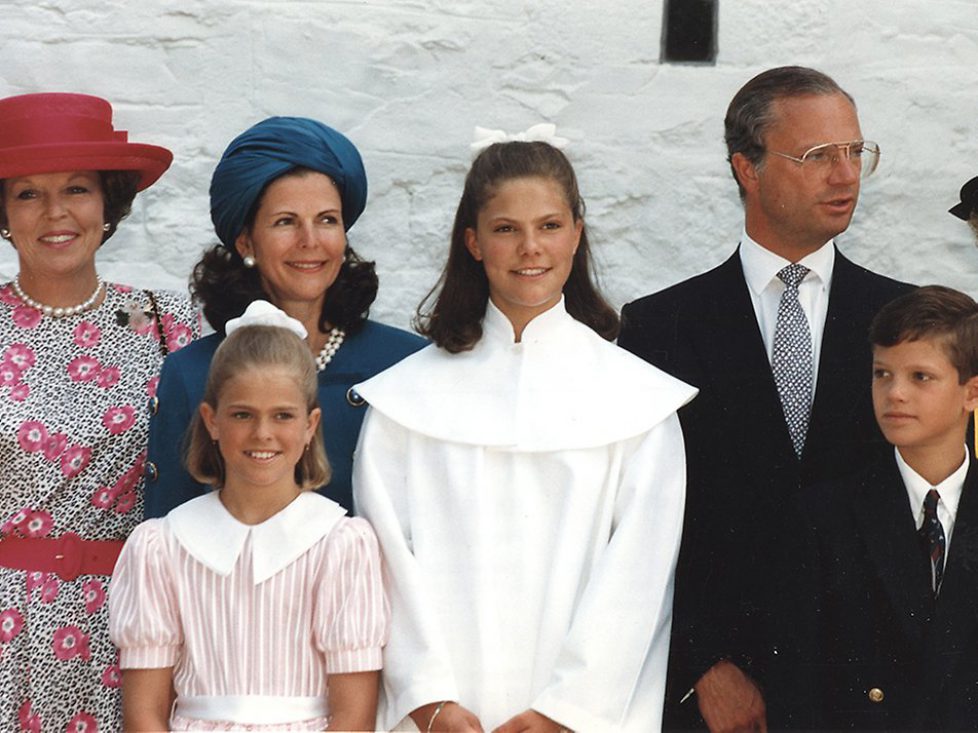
top-left (868, 687), bottom-right (884, 703)
top-left (144, 461), bottom-right (159, 482)
top-left (148, 396), bottom-right (160, 415)
top-left (346, 387), bottom-right (365, 407)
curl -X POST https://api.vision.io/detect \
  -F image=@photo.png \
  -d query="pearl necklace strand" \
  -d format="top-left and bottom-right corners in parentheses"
top-left (315, 327), bottom-right (346, 371)
top-left (12, 275), bottom-right (105, 318)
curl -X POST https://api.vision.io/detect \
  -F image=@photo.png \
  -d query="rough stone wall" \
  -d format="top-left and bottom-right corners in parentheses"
top-left (2, 0), bottom-right (977, 330)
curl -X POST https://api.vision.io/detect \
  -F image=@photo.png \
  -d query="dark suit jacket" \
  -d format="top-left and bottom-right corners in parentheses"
top-left (617, 247), bottom-right (913, 727)
top-left (793, 453), bottom-right (978, 730)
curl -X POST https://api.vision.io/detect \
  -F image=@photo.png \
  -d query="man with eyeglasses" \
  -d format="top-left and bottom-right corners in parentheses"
top-left (619, 66), bottom-right (913, 731)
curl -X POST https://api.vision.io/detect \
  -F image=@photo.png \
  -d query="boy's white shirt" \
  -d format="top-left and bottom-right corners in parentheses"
top-left (897, 444), bottom-right (970, 553)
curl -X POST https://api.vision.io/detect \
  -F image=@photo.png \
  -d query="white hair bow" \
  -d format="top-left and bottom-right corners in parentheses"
top-left (225, 300), bottom-right (308, 340)
top-left (470, 123), bottom-right (569, 153)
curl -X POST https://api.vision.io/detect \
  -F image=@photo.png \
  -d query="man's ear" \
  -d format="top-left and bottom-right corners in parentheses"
top-left (731, 152), bottom-right (760, 196)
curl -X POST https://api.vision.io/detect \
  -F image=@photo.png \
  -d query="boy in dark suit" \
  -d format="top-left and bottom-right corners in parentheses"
top-left (796, 285), bottom-right (978, 730)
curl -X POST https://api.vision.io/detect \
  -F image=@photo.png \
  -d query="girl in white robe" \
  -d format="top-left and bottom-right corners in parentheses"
top-left (354, 131), bottom-right (696, 733)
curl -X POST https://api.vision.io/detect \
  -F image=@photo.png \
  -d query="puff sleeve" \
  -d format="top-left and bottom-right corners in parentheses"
top-left (314, 517), bottom-right (389, 674)
top-left (108, 519), bottom-right (183, 669)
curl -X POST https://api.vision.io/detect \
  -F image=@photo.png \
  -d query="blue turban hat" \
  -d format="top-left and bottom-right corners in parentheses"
top-left (210, 116), bottom-right (367, 251)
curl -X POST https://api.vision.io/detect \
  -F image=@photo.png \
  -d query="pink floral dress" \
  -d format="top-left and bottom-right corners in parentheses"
top-left (0, 282), bottom-right (198, 733)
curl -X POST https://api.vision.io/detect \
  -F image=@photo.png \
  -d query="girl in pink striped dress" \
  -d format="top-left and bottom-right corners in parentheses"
top-left (109, 302), bottom-right (388, 731)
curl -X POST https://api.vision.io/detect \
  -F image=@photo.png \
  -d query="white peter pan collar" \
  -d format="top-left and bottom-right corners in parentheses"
top-left (165, 491), bottom-right (347, 584)
top-left (356, 298), bottom-right (697, 451)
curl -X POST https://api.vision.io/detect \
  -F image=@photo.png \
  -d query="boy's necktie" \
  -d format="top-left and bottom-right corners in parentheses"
top-left (772, 264), bottom-right (813, 457)
top-left (919, 488), bottom-right (946, 597)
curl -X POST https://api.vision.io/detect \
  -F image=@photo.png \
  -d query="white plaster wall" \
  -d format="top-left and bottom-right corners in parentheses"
top-left (1, 0), bottom-right (977, 330)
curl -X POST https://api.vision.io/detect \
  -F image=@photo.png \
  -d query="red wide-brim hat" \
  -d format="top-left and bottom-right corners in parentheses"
top-left (0, 93), bottom-right (172, 191)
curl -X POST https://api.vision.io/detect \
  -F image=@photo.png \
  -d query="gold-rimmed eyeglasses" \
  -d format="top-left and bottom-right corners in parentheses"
top-left (768, 140), bottom-right (880, 180)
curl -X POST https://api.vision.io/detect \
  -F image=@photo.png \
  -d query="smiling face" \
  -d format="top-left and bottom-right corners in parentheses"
top-left (200, 366), bottom-right (321, 497)
top-left (872, 337), bottom-right (978, 462)
top-left (235, 170), bottom-right (346, 316)
top-left (464, 176), bottom-right (582, 338)
top-left (735, 93), bottom-right (862, 259)
top-left (2, 170), bottom-right (105, 286)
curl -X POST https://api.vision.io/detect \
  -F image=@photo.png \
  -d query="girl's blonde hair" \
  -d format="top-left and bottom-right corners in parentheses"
top-left (185, 325), bottom-right (331, 490)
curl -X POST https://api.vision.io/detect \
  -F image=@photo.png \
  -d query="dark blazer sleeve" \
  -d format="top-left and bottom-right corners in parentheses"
top-left (620, 274), bottom-right (758, 705)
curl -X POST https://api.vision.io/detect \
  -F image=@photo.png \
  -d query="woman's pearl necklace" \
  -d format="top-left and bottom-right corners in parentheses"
top-left (12, 274), bottom-right (105, 318)
top-left (315, 327), bottom-right (346, 372)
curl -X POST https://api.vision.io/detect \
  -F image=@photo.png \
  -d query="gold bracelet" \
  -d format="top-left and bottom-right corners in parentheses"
top-left (427, 701), bottom-right (449, 733)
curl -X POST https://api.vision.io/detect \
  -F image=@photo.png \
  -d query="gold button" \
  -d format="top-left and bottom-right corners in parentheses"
top-left (868, 687), bottom-right (884, 703)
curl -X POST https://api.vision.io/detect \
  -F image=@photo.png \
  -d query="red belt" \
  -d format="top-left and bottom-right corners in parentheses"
top-left (0, 533), bottom-right (124, 580)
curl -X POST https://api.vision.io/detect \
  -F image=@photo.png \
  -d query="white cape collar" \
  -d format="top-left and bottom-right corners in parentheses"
top-left (165, 491), bottom-right (347, 584)
top-left (356, 298), bottom-right (697, 450)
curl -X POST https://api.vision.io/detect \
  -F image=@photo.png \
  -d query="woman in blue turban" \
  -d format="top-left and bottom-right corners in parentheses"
top-left (144, 117), bottom-right (425, 516)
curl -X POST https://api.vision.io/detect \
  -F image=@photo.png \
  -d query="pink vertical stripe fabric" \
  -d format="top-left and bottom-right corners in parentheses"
top-left (109, 515), bottom-right (388, 698)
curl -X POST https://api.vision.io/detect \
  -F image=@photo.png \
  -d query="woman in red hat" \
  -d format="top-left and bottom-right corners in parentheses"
top-left (0, 92), bottom-right (199, 731)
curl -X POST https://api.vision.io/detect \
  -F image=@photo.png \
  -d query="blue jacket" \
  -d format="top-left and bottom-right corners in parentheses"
top-left (144, 320), bottom-right (426, 517)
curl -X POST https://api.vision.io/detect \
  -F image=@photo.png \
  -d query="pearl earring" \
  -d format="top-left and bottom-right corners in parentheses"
top-left (102, 223), bottom-right (111, 232)
top-left (0, 229), bottom-right (10, 239)
top-left (243, 256), bottom-right (256, 269)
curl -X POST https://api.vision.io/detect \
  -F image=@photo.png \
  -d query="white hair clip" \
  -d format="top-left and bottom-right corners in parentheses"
top-left (225, 300), bottom-right (308, 340)
top-left (470, 123), bottom-right (569, 153)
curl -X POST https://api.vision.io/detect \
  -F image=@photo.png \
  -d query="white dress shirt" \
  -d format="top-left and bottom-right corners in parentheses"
top-left (897, 445), bottom-right (970, 555)
top-left (739, 231), bottom-right (835, 389)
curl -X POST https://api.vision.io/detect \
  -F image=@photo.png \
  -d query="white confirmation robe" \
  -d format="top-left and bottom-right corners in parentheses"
top-left (353, 299), bottom-right (696, 732)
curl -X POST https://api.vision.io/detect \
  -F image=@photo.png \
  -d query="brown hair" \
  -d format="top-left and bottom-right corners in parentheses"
top-left (869, 285), bottom-right (978, 383)
top-left (0, 169), bottom-right (139, 244)
top-left (415, 141), bottom-right (619, 352)
top-left (724, 66), bottom-right (854, 198)
top-left (186, 324), bottom-right (331, 489)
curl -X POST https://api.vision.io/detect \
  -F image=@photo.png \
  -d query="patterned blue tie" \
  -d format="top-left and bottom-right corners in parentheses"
top-left (772, 264), bottom-right (813, 457)
top-left (919, 489), bottom-right (945, 597)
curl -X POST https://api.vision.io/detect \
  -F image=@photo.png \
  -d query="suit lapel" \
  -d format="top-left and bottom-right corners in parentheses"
top-left (805, 250), bottom-right (875, 463)
top-left (927, 462), bottom-right (978, 674)
top-left (852, 454), bottom-right (933, 645)
top-left (689, 251), bottom-right (798, 475)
